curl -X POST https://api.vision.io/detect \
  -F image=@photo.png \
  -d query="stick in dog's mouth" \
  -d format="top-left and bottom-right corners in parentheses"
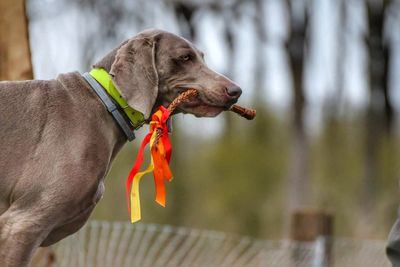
top-left (229, 104), bottom-right (256, 120)
top-left (168, 88), bottom-right (256, 120)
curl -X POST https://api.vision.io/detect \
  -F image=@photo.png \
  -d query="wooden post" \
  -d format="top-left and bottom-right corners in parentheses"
top-left (0, 0), bottom-right (33, 80)
top-left (290, 209), bottom-right (334, 267)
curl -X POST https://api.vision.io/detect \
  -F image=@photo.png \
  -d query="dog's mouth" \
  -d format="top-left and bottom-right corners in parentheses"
top-left (173, 87), bottom-right (232, 117)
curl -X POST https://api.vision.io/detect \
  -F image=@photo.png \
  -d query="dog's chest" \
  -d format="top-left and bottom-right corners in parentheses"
top-left (41, 181), bottom-right (106, 246)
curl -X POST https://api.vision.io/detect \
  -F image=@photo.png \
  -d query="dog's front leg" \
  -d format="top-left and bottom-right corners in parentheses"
top-left (0, 208), bottom-right (53, 267)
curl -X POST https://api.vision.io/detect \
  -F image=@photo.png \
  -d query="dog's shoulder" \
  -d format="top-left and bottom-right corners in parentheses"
top-left (56, 71), bottom-right (85, 90)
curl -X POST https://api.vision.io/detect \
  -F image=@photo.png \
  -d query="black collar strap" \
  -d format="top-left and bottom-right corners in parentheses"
top-left (83, 72), bottom-right (136, 141)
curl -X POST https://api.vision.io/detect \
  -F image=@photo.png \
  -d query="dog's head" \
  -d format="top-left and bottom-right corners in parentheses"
top-left (106, 29), bottom-right (242, 119)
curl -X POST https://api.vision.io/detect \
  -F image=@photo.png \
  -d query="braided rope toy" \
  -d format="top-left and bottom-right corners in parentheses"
top-left (126, 89), bottom-right (256, 222)
top-left (167, 88), bottom-right (256, 120)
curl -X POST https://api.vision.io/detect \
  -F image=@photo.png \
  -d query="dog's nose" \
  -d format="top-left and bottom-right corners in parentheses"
top-left (225, 85), bottom-right (242, 99)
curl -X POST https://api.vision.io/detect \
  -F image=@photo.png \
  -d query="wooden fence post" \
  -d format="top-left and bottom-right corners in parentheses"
top-left (290, 209), bottom-right (334, 267)
top-left (0, 0), bottom-right (33, 80)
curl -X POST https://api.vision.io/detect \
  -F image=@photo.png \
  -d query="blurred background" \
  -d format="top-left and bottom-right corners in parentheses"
top-left (4, 0), bottom-right (400, 243)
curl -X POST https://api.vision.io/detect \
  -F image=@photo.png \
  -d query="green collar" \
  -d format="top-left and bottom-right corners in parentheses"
top-left (89, 68), bottom-right (145, 128)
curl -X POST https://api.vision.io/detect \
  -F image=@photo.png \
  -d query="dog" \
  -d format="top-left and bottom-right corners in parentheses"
top-left (0, 29), bottom-right (242, 266)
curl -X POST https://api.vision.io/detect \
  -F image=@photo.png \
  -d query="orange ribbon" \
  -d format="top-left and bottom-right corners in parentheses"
top-left (126, 106), bottom-right (173, 222)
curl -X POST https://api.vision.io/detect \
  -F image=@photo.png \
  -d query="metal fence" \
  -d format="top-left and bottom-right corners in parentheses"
top-left (31, 220), bottom-right (391, 267)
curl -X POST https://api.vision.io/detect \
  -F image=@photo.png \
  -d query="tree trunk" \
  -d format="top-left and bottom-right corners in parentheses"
top-left (253, 0), bottom-right (267, 103)
top-left (361, 0), bottom-right (391, 233)
top-left (285, 0), bottom-right (310, 212)
top-left (0, 0), bottom-right (33, 80)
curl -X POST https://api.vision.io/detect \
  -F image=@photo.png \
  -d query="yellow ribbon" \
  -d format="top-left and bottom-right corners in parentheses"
top-left (129, 129), bottom-right (158, 223)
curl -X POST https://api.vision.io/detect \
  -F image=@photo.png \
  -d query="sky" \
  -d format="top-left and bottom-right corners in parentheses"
top-left (27, 0), bottom-right (400, 136)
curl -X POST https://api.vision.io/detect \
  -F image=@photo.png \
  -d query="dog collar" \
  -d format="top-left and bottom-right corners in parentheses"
top-left (89, 68), bottom-right (145, 126)
top-left (83, 70), bottom-right (144, 141)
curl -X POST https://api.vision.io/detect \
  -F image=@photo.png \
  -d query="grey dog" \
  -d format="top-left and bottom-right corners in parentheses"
top-left (0, 29), bottom-right (242, 267)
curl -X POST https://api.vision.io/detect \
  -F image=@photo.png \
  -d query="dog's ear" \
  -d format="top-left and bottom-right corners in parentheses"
top-left (110, 37), bottom-right (158, 119)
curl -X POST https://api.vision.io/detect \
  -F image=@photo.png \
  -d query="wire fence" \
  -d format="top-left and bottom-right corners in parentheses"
top-left (31, 220), bottom-right (391, 267)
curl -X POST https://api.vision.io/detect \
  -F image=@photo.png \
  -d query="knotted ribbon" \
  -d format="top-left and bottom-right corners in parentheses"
top-left (126, 106), bottom-right (173, 223)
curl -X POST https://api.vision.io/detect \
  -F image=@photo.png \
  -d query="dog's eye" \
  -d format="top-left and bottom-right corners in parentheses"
top-left (179, 54), bottom-right (191, 62)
